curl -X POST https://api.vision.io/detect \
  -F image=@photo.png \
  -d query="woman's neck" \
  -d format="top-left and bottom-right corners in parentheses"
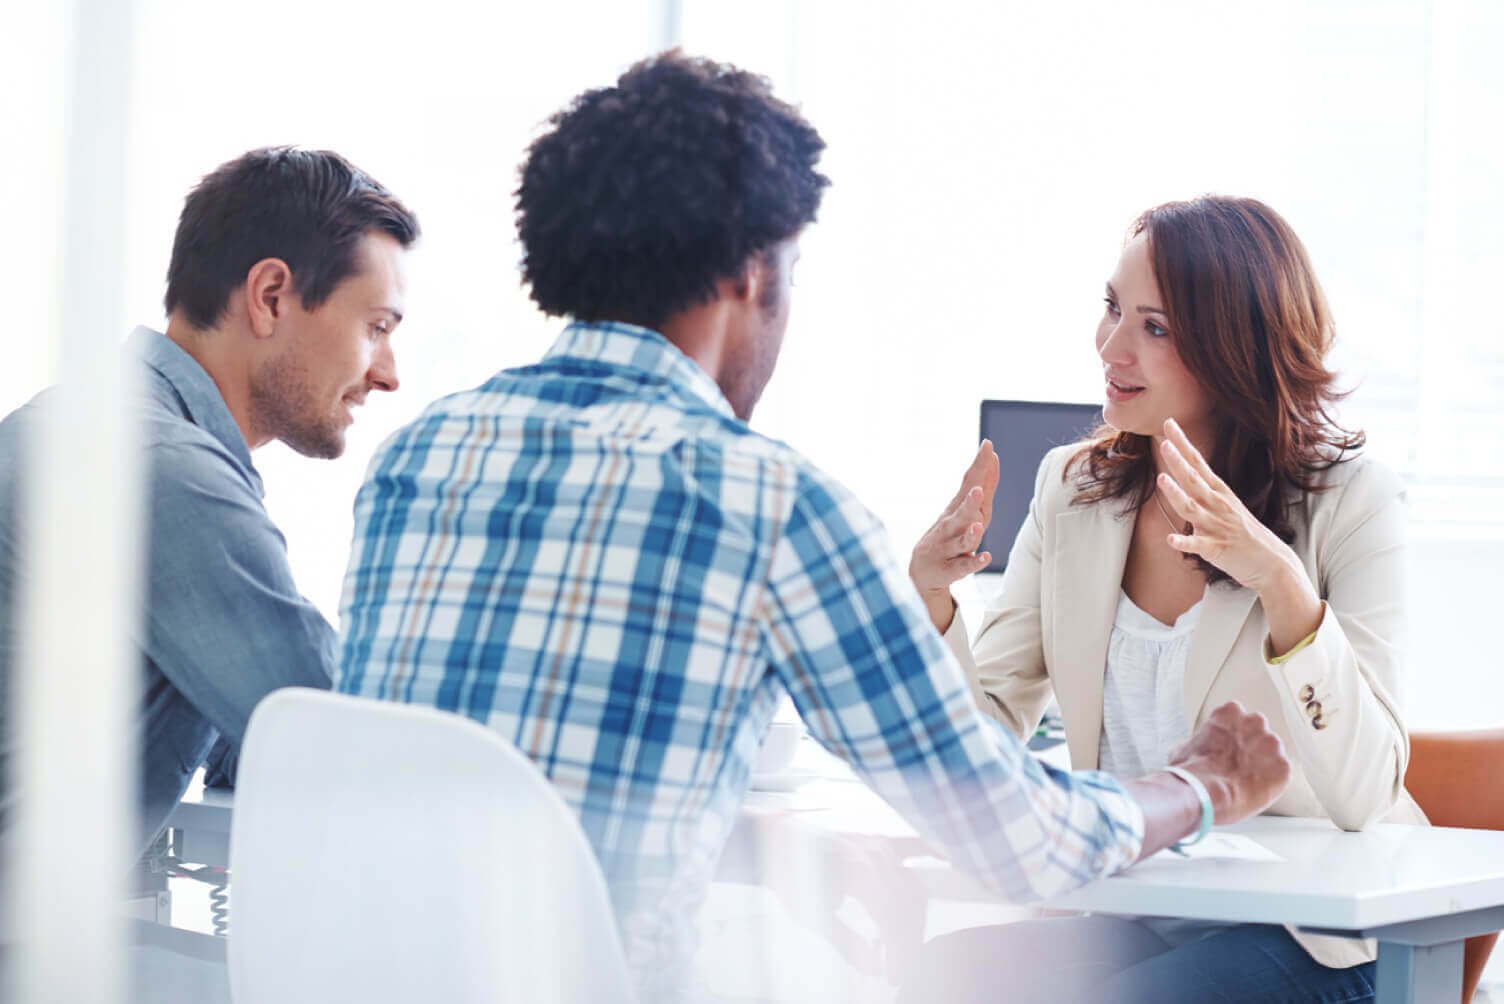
top-left (1148, 423), bottom-right (1216, 479)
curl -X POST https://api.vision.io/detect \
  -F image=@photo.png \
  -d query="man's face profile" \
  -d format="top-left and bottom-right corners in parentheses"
top-left (251, 232), bottom-right (409, 458)
top-left (722, 238), bottom-right (800, 422)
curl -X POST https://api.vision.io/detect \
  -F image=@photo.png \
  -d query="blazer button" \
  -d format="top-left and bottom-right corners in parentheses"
top-left (1312, 713), bottom-right (1328, 730)
top-left (1299, 684), bottom-right (1315, 702)
top-left (1304, 700), bottom-right (1322, 718)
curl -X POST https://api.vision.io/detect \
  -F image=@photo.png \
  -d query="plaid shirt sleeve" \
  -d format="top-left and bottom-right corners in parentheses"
top-left (760, 464), bottom-right (1144, 900)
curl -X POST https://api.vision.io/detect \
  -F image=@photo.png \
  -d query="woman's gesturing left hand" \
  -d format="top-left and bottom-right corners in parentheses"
top-left (908, 440), bottom-right (1000, 633)
top-left (1155, 418), bottom-right (1325, 653)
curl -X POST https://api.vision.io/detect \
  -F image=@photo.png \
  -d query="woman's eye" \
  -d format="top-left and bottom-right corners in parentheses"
top-left (1146, 320), bottom-right (1167, 337)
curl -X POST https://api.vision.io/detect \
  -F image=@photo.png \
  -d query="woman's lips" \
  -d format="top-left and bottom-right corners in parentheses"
top-left (1105, 378), bottom-right (1145, 403)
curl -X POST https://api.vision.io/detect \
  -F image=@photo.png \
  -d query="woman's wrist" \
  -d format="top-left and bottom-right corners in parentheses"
top-left (921, 589), bottom-right (957, 634)
top-left (1257, 558), bottom-right (1323, 656)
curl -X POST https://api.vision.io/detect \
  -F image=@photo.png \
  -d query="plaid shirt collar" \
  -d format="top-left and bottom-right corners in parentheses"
top-left (542, 320), bottom-right (738, 421)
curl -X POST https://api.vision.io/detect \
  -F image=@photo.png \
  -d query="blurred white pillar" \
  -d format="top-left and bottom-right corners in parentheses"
top-left (663, 0), bottom-right (682, 48)
top-left (1415, 0), bottom-right (1465, 480)
top-left (9, 0), bottom-right (140, 1001)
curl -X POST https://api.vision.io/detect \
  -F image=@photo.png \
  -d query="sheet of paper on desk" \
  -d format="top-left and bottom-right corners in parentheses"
top-left (1150, 832), bottom-right (1285, 864)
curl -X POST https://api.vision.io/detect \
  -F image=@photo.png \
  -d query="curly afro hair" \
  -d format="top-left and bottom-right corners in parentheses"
top-left (517, 51), bottom-right (829, 330)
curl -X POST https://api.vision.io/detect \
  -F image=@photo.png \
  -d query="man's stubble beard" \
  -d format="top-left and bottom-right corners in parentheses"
top-left (721, 276), bottom-right (787, 422)
top-left (250, 350), bottom-right (346, 459)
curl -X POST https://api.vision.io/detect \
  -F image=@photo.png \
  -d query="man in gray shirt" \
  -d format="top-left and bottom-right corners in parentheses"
top-left (0, 147), bottom-right (419, 862)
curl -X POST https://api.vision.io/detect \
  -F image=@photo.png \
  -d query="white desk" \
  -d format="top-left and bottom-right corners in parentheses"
top-left (1050, 814), bottom-right (1504, 1003)
top-left (163, 750), bottom-right (1504, 1003)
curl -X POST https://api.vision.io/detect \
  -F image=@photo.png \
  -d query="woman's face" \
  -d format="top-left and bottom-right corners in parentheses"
top-left (1095, 232), bottom-right (1213, 452)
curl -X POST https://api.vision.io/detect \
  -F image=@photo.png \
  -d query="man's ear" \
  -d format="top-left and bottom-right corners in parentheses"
top-left (244, 257), bottom-right (293, 338)
top-left (731, 254), bottom-right (763, 305)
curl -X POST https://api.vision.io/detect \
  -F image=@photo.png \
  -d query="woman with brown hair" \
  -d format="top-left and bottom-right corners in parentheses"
top-left (902, 196), bottom-right (1423, 1002)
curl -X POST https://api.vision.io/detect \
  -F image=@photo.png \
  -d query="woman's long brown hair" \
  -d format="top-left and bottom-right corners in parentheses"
top-left (1070, 196), bottom-right (1364, 584)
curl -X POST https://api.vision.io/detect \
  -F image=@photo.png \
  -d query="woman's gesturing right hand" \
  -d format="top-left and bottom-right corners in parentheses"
top-left (909, 440), bottom-right (1000, 632)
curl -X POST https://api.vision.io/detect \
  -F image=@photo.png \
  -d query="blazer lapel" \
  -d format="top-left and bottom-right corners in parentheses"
top-left (1051, 503), bottom-right (1132, 770)
top-left (1183, 583), bottom-right (1259, 727)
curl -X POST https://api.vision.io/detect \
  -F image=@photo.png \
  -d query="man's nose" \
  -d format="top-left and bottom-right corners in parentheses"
top-left (369, 340), bottom-right (399, 393)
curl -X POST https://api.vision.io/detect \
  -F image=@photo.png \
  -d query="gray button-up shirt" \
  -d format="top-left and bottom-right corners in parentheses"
top-left (0, 327), bottom-right (335, 860)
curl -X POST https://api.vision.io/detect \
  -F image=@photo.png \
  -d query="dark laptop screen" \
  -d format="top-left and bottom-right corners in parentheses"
top-left (978, 400), bottom-right (1103, 572)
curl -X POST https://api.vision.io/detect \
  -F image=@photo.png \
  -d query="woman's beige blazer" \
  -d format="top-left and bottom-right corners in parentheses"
top-left (942, 445), bottom-right (1425, 969)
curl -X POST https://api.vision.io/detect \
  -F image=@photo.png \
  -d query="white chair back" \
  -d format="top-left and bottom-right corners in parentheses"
top-left (227, 688), bottom-right (634, 1003)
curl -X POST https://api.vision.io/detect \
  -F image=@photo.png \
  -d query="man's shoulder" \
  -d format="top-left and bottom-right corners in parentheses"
top-left (681, 421), bottom-right (843, 500)
top-left (357, 382), bottom-right (503, 473)
top-left (710, 421), bottom-right (807, 466)
top-left (132, 408), bottom-right (268, 518)
top-left (0, 386), bottom-right (251, 491)
top-left (141, 410), bottom-right (249, 474)
top-left (373, 369), bottom-right (804, 464)
top-left (723, 430), bottom-right (881, 536)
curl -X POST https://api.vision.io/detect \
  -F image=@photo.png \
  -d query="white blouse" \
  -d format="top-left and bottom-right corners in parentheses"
top-left (1098, 589), bottom-right (1204, 780)
top-left (1100, 588), bottom-right (1230, 947)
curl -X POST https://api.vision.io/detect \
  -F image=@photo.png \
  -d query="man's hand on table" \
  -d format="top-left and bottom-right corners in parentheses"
top-left (1126, 701), bottom-right (1292, 862)
top-left (1170, 701), bottom-right (1292, 825)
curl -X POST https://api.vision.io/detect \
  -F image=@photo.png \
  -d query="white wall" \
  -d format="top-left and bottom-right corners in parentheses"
top-left (7, 0), bottom-right (1501, 730)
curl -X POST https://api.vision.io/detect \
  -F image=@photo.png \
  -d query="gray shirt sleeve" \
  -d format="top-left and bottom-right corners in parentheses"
top-left (142, 438), bottom-right (335, 749)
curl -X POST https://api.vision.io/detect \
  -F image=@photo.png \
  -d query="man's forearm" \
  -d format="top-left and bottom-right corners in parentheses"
top-left (1123, 771), bottom-right (1203, 862)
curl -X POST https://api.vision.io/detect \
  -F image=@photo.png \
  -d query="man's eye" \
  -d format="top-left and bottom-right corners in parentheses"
top-left (1103, 297), bottom-right (1120, 315)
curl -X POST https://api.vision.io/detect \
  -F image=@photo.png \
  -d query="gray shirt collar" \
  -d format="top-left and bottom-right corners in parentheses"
top-left (126, 326), bottom-right (262, 496)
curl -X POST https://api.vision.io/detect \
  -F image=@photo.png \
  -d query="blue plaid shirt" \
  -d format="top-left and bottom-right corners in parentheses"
top-left (337, 321), bottom-right (1143, 997)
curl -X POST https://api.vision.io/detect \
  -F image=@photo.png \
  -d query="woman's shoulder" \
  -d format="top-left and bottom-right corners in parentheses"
top-left (1034, 442), bottom-right (1100, 510)
top-left (1296, 451), bottom-right (1407, 553)
top-left (1306, 450), bottom-right (1405, 507)
top-left (1040, 442), bottom-right (1081, 478)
